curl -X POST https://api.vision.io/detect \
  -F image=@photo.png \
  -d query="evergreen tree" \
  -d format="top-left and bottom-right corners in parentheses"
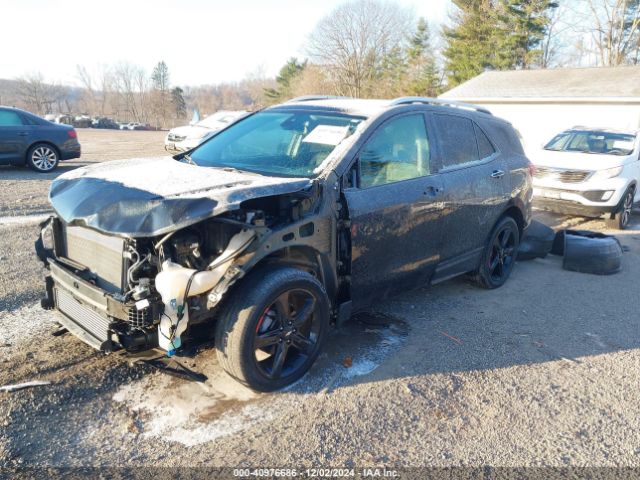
top-left (264, 58), bottom-right (307, 100)
top-left (171, 86), bottom-right (186, 119)
top-left (151, 61), bottom-right (170, 92)
top-left (498, 0), bottom-right (559, 68)
top-left (443, 0), bottom-right (499, 87)
top-left (151, 61), bottom-right (171, 127)
top-left (405, 18), bottom-right (441, 96)
top-left (443, 0), bottom-right (557, 87)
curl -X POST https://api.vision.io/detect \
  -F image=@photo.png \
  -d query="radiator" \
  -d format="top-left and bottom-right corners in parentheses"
top-left (61, 225), bottom-right (125, 292)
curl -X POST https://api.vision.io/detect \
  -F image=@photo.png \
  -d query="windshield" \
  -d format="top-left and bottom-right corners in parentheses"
top-left (544, 131), bottom-right (636, 156)
top-left (189, 110), bottom-right (364, 177)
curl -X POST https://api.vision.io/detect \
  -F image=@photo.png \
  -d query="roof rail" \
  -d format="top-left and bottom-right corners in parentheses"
top-left (390, 96), bottom-right (492, 115)
top-left (286, 95), bottom-right (352, 103)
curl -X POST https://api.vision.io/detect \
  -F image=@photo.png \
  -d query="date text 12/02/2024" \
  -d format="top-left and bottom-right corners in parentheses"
top-left (232, 468), bottom-right (399, 477)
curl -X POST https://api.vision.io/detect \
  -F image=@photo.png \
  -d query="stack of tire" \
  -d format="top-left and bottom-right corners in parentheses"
top-left (517, 220), bottom-right (623, 275)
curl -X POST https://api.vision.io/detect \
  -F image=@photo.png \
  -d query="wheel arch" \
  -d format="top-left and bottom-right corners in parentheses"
top-left (247, 244), bottom-right (337, 302)
top-left (500, 202), bottom-right (526, 238)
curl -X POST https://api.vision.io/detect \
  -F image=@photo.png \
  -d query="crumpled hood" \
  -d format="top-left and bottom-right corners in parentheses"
top-left (49, 157), bottom-right (311, 237)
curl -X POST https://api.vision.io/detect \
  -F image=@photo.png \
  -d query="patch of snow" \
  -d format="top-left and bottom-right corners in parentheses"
top-left (113, 352), bottom-right (282, 447)
top-left (342, 359), bottom-right (379, 378)
top-left (112, 317), bottom-right (408, 446)
top-left (338, 323), bottom-right (406, 382)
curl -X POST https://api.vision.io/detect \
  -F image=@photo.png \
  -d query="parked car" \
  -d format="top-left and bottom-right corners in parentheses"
top-left (73, 115), bottom-right (93, 129)
top-left (37, 96), bottom-right (531, 391)
top-left (0, 106), bottom-right (81, 172)
top-left (165, 110), bottom-right (247, 152)
top-left (531, 127), bottom-right (640, 229)
top-left (92, 117), bottom-right (119, 129)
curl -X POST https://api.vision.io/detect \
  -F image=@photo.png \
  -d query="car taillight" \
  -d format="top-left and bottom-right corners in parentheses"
top-left (528, 162), bottom-right (535, 177)
top-left (67, 129), bottom-right (77, 139)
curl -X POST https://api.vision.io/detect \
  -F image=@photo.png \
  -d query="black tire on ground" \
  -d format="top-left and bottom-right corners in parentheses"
top-left (472, 216), bottom-right (520, 289)
top-left (517, 219), bottom-right (555, 261)
top-left (27, 143), bottom-right (60, 172)
top-left (605, 187), bottom-right (634, 230)
top-left (563, 232), bottom-right (623, 275)
top-left (214, 265), bottom-right (330, 392)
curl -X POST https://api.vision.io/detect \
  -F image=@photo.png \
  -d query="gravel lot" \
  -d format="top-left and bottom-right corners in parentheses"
top-left (1, 130), bottom-right (639, 473)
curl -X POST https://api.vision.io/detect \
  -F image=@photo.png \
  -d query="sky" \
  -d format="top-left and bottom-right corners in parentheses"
top-left (0, 0), bottom-right (452, 87)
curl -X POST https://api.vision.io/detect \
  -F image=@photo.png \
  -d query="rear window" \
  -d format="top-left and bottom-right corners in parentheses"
top-left (434, 114), bottom-right (479, 168)
top-left (475, 124), bottom-right (496, 159)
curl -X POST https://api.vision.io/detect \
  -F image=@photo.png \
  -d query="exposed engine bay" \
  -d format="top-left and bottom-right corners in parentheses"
top-left (37, 176), bottom-right (337, 356)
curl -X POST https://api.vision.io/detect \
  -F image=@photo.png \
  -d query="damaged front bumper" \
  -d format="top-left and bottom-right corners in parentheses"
top-left (36, 219), bottom-right (162, 353)
top-left (43, 259), bottom-right (161, 352)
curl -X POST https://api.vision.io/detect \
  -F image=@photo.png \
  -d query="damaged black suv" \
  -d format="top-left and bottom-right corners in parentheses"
top-left (37, 96), bottom-right (532, 391)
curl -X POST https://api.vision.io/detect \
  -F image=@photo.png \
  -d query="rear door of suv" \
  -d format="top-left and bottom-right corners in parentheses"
top-left (344, 112), bottom-right (445, 308)
top-left (429, 112), bottom-right (508, 282)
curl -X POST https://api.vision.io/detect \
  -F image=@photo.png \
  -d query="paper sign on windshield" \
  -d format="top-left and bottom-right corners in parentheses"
top-left (302, 125), bottom-right (349, 146)
top-left (612, 139), bottom-right (635, 151)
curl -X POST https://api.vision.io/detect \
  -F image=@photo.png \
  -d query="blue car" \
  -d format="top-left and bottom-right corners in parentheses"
top-left (0, 106), bottom-right (81, 172)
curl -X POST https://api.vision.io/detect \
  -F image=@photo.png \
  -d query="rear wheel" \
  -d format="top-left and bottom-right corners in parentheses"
top-left (214, 266), bottom-right (330, 392)
top-left (472, 216), bottom-right (520, 289)
top-left (605, 187), bottom-right (634, 230)
top-left (27, 143), bottom-right (59, 172)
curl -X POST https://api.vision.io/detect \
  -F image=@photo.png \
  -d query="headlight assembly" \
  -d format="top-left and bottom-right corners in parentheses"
top-left (590, 166), bottom-right (623, 181)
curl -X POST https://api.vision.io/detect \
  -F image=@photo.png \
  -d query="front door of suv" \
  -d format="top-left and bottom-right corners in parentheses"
top-left (431, 113), bottom-right (508, 277)
top-left (344, 113), bottom-right (445, 309)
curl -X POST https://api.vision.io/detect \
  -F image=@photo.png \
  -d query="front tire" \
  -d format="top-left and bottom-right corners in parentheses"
top-left (472, 216), bottom-right (520, 289)
top-left (27, 143), bottom-right (59, 172)
top-left (214, 265), bottom-right (330, 392)
top-left (605, 187), bottom-right (634, 230)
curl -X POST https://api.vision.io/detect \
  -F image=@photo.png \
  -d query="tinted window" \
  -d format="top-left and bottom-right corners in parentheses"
top-left (0, 110), bottom-right (24, 126)
top-left (434, 114), bottom-right (479, 168)
top-left (359, 114), bottom-right (431, 188)
top-left (475, 124), bottom-right (495, 159)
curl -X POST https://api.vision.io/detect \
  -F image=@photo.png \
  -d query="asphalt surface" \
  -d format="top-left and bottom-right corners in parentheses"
top-left (1, 130), bottom-right (639, 475)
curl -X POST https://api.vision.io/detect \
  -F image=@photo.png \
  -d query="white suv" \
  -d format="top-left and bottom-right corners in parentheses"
top-left (532, 127), bottom-right (640, 229)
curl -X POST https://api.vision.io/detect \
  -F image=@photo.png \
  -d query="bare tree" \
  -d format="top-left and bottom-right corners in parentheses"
top-left (575, 0), bottom-right (640, 66)
top-left (15, 72), bottom-right (66, 115)
top-left (306, 0), bottom-right (412, 97)
top-left (76, 65), bottom-right (97, 114)
top-left (112, 62), bottom-right (147, 122)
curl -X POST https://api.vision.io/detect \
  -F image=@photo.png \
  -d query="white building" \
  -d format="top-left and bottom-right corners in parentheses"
top-left (439, 66), bottom-right (640, 155)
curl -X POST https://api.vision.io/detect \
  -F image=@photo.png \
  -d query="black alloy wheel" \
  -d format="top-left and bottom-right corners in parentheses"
top-left (472, 216), bottom-right (520, 289)
top-left (215, 266), bottom-right (329, 391)
top-left (253, 288), bottom-right (322, 380)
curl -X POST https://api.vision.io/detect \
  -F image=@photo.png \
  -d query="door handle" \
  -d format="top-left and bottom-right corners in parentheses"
top-left (18, 132), bottom-right (29, 136)
top-left (491, 170), bottom-right (505, 178)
